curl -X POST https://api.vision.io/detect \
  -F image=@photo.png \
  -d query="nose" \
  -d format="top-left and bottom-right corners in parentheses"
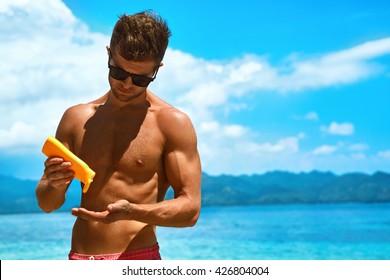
top-left (121, 76), bottom-right (133, 88)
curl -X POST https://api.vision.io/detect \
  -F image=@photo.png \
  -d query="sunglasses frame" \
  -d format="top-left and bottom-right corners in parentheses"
top-left (107, 52), bottom-right (159, 87)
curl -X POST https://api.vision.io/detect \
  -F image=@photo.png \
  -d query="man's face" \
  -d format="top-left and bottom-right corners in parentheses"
top-left (107, 50), bottom-right (159, 102)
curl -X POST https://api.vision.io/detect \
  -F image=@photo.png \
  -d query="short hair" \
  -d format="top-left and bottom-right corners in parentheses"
top-left (110, 10), bottom-right (171, 65)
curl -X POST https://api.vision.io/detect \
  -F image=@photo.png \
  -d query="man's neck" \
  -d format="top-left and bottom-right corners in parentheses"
top-left (106, 89), bottom-right (150, 110)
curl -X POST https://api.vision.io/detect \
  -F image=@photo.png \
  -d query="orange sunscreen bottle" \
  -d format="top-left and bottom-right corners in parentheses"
top-left (42, 136), bottom-right (96, 193)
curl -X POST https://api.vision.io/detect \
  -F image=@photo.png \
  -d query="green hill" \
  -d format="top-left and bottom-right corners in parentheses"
top-left (201, 171), bottom-right (390, 206)
top-left (1, 170), bottom-right (390, 214)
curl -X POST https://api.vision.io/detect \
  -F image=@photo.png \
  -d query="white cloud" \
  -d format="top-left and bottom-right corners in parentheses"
top-left (223, 125), bottom-right (246, 138)
top-left (312, 145), bottom-right (338, 155)
top-left (293, 111), bottom-right (319, 121)
top-left (199, 121), bottom-right (246, 138)
top-left (275, 38), bottom-right (390, 92)
top-left (0, 122), bottom-right (40, 148)
top-left (244, 137), bottom-right (300, 154)
top-left (159, 36), bottom-right (390, 110)
top-left (321, 122), bottom-right (355, 136)
top-left (348, 143), bottom-right (370, 151)
top-left (378, 150), bottom-right (390, 160)
top-left (304, 112), bottom-right (319, 121)
top-left (350, 153), bottom-right (366, 160)
top-left (0, 0), bottom-right (109, 152)
top-left (198, 134), bottom-right (302, 175)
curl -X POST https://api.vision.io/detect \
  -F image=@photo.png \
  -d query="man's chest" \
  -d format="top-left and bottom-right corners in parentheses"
top-left (73, 112), bottom-right (164, 174)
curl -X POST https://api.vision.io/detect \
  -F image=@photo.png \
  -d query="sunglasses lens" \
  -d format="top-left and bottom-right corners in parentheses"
top-left (109, 67), bottom-right (129, 81)
top-left (131, 76), bottom-right (151, 87)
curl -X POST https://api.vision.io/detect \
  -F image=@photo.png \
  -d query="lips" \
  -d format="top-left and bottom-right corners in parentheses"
top-left (118, 86), bottom-right (132, 94)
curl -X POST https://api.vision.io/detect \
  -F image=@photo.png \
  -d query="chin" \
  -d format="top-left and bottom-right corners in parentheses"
top-left (112, 88), bottom-right (145, 102)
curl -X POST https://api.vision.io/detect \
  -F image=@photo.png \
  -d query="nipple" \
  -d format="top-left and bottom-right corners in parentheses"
top-left (135, 159), bottom-right (144, 167)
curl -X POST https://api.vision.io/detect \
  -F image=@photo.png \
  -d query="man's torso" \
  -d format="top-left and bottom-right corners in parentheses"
top-left (66, 92), bottom-right (172, 254)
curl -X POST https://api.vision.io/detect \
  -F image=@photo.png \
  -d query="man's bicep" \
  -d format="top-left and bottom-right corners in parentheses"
top-left (160, 109), bottom-right (201, 198)
top-left (164, 131), bottom-right (201, 199)
top-left (165, 146), bottom-right (201, 195)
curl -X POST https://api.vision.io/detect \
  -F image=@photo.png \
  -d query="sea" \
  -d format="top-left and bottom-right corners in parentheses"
top-left (1, 203), bottom-right (390, 260)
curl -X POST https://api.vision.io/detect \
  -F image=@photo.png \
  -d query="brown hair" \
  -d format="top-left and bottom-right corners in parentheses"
top-left (110, 10), bottom-right (171, 65)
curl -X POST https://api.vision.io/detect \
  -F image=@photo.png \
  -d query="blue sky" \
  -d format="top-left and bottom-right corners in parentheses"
top-left (0, 0), bottom-right (389, 179)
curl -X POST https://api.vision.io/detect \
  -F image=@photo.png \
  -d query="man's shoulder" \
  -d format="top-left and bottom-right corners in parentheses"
top-left (63, 102), bottom-right (97, 116)
top-left (148, 91), bottom-right (186, 118)
top-left (64, 92), bottom-right (108, 115)
top-left (147, 90), bottom-right (194, 131)
top-left (155, 106), bottom-right (195, 142)
top-left (152, 101), bottom-right (188, 124)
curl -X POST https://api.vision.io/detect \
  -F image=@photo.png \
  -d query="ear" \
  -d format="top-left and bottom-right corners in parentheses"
top-left (159, 62), bottom-right (164, 68)
top-left (106, 46), bottom-right (110, 55)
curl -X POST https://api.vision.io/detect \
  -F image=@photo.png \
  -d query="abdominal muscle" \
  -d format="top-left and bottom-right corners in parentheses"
top-left (71, 217), bottom-right (157, 254)
top-left (70, 172), bottom-right (164, 255)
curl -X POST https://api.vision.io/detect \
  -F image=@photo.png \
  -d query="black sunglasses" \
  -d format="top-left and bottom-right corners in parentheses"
top-left (108, 53), bottom-right (159, 87)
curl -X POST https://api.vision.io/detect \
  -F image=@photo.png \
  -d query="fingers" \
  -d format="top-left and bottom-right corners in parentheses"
top-left (44, 157), bottom-right (74, 189)
top-left (107, 200), bottom-right (130, 213)
top-left (72, 201), bottom-right (132, 224)
top-left (71, 207), bottom-right (110, 222)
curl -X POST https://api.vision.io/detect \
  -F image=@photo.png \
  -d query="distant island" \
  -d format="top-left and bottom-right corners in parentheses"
top-left (1, 170), bottom-right (390, 214)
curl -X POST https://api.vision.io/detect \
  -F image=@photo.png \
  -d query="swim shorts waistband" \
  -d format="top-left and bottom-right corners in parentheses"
top-left (68, 243), bottom-right (161, 260)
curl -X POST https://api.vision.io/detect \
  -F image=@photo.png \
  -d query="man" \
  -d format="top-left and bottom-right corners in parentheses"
top-left (36, 11), bottom-right (201, 260)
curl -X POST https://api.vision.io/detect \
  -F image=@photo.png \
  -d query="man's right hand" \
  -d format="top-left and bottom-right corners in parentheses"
top-left (44, 157), bottom-right (74, 189)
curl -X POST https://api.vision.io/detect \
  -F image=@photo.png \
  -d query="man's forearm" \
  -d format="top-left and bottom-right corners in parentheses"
top-left (128, 197), bottom-right (200, 227)
top-left (36, 178), bottom-right (67, 213)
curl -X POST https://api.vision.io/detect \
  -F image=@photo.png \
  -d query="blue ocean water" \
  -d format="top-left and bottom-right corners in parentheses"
top-left (1, 203), bottom-right (390, 260)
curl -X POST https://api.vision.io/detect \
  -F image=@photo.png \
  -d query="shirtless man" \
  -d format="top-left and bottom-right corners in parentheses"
top-left (36, 11), bottom-right (201, 260)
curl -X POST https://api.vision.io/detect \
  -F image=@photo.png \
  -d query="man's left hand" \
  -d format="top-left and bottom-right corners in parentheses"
top-left (71, 199), bottom-right (132, 223)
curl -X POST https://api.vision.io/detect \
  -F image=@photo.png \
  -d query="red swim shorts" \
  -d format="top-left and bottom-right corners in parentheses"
top-left (68, 243), bottom-right (161, 260)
